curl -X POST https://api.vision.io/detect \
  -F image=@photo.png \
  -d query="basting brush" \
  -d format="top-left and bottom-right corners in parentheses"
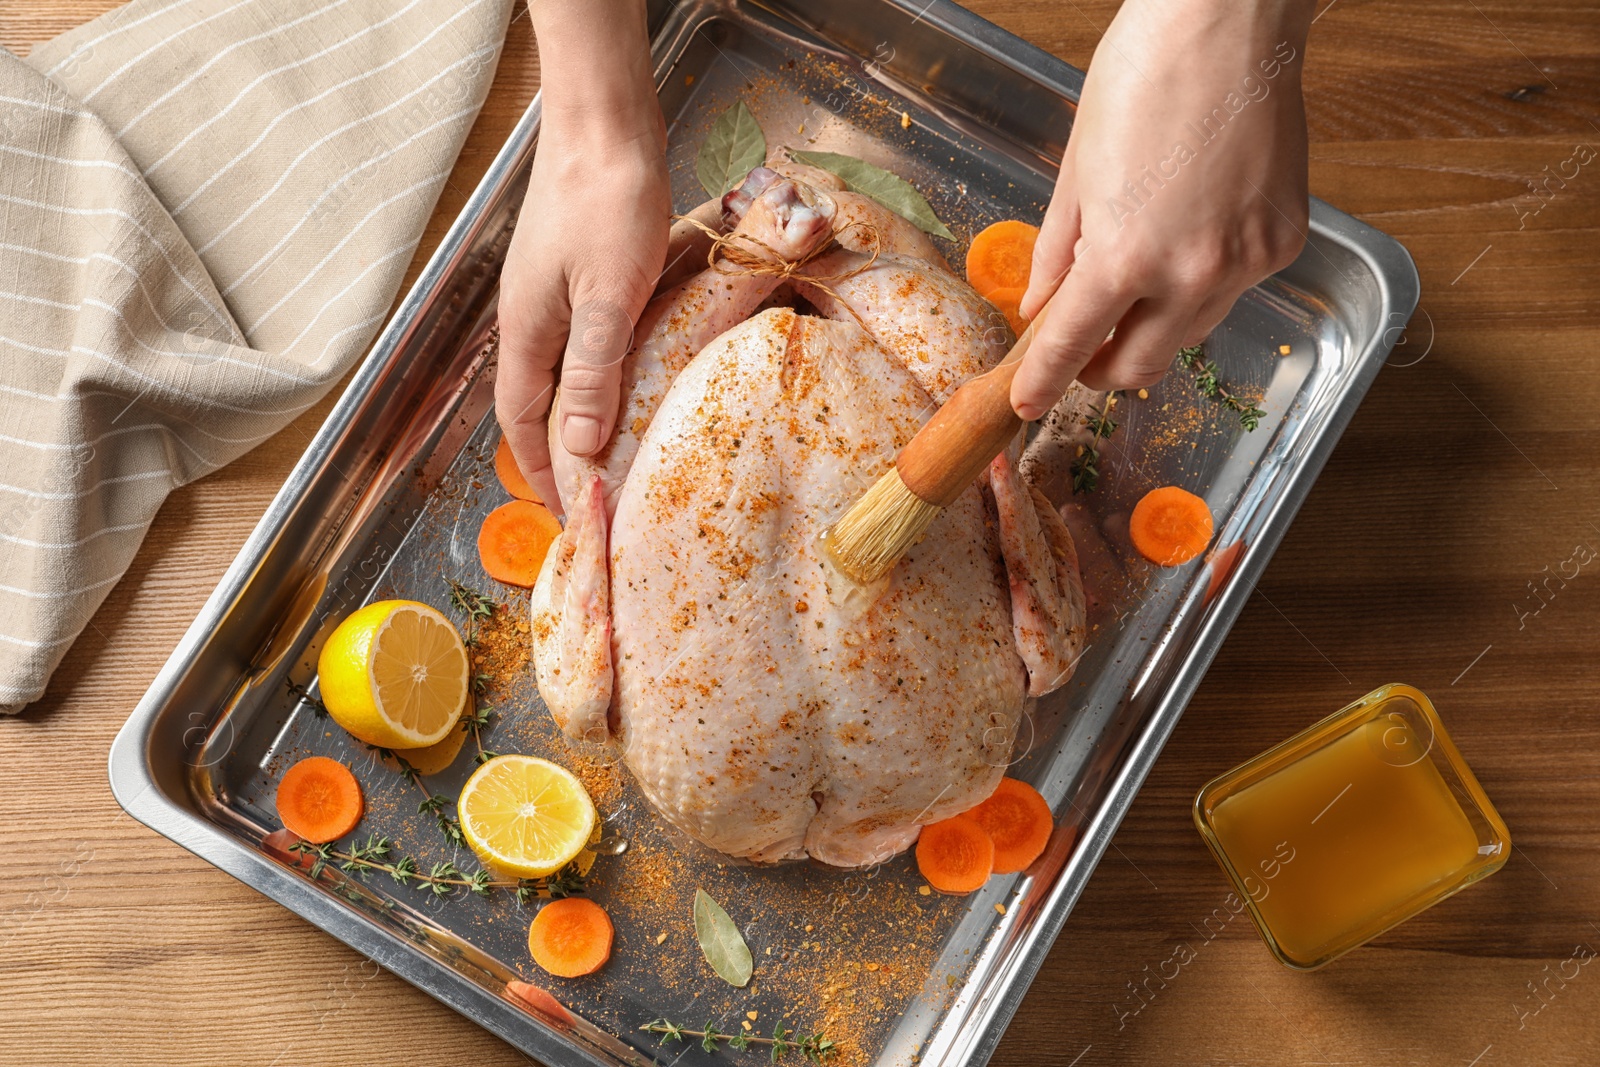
top-left (820, 320), bottom-right (1040, 586)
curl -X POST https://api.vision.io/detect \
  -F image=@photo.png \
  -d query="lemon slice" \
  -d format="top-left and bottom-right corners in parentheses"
top-left (317, 600), bottom-right (468, 749)
top-left (391, 693), bottom-right (471, 776)
top-left (459, 755), bottom-right (597, 879)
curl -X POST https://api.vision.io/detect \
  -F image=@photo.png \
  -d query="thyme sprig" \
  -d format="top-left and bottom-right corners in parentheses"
top-left (446, 579), bottom-right (500, 753)
top-left (418, 792), bottom-right (467, 847)
top-left (540, 864), bottom-right (589, 900)
top-left (372, 747), bottom-right (467, 846)
top-left (289, 835), bottom-right (586, 901)
top-left (641, 1019), bottom-right (838, 1063)
top-left (1070, 392), bottom-right (1119, 495)
top-left (1176, 344), bottom-right (1266, 431)
top-left (447, 578), bottom-right (499, 644)
top-left (462, 702), bottom-right (499, 765)
top-left (461, 703), bottom-right (496, 733)
top-left (286, 680), bottom-right (329, 718)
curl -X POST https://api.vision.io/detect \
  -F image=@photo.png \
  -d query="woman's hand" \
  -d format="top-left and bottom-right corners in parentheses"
top-left (1012, 0), bottom-right (1315, 417)
top-left (496, 1), bottom-right (668, 512)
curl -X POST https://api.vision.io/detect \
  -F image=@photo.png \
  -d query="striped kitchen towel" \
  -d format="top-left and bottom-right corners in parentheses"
top-left (0, 0), bottom-right (514, 712)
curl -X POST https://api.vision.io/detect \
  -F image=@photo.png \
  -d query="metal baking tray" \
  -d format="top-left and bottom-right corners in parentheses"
top-left (108, 2), bottom-right (1418, 1065)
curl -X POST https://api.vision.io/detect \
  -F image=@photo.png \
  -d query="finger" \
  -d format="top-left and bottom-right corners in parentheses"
top-left (495, 275), bottom-right (568, 515)
top-left (496, 364), bottom-right (562, 516)
top-left (1010, 268), bottom-right (1131, 420)
top-left (1020, 150), bottom-right (1081, 323)
top-left (556, 276), bottom-right (643, 458)
top-left (499, 385), bottom-right (563, 518)
top-left (657, 197), bottom-right (722, 294)
top-left (1075, 296), bottom-right (1200, 392)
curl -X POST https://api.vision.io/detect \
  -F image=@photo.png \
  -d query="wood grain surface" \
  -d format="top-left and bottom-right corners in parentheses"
top-left (2, 2), bottom-right (1598, 1064)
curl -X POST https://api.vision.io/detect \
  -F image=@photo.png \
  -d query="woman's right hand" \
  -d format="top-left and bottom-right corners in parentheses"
top-left (496, 0), bottom-right (668, 514)
top-left (1010, 0), bottom-right (1314, 418)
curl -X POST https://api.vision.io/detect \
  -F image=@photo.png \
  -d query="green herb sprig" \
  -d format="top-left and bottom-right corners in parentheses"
top-left (697, 100), bottom-right (766, 198)
top-left (539, 864), bottom-right (589, 901)
top-left (448, 578), bottom-right (498, 633)
top-left (1070, 392), bottom-right (1119, 495)
top-left (446, 579), bottom-right (501, 757)
top-left (417, 791), bottom-right (466, 847)
top-left (641, 1019), bottom-right (838, 1064)
top-left (372, 747), bottom-right (467, 846)
top-left (1176, 344), bottom-right (1266, 431)
top-left (289, 835), bottom-right (585, 902)
top-left (462, 702), bottom-right (499, 766)
top-left (286, 680), bottom-right (329, 717)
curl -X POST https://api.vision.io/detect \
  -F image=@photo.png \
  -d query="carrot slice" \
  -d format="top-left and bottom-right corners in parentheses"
top-left (965, 777), bottom-right (1054, 874)
top-left (916, 815), bottom-right (995, 894)
top-left (275, 756), bottom-right (363, 844)
top-left (506, 980), bottom-right (575, 1026)
top-left (1128, 486), bottom-right (1214, 567)
top-left (965, 220), bottom-right (1038, 299)
top-left (478, 500), bottom-right (562, 588)
top-left (1203, 540), bottom-right (1244, 605)
top-left (983, 285), bottom-right (1029, 338)
top-left (528, 897), bottom-right (614, 978)
top-left (495, 437), bottom-right (542, 503)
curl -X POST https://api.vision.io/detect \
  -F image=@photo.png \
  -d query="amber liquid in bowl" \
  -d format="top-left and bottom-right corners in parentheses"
top-left (1195, 685), bottom-right (1510, 969)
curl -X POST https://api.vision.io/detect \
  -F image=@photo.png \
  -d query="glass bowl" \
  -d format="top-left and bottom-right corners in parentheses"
top-left (1193, 683), bottom-right (1510, 969)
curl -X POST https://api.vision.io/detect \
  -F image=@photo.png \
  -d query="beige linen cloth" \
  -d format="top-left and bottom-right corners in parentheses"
top-left (0, 0), bottom-right (515, 712)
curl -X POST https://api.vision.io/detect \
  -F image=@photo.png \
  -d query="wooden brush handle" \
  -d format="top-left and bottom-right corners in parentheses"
top-left (895, 323), bottom-right (1038, 508)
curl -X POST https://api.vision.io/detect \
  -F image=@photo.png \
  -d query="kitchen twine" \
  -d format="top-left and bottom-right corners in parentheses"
top-left (670, 214), bottom-right (884, 337)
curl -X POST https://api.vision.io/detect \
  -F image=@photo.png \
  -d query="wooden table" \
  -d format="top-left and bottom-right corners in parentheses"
top-left (3, 2), bottom-right (1597, 1063)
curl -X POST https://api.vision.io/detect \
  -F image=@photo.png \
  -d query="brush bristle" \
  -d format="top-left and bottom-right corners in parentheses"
top-left (820, 469), bottom-right (942, 585)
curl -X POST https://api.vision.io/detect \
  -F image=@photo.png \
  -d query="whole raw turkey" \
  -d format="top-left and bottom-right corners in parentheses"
top-left (530, 157), bottom-right (1084, 867)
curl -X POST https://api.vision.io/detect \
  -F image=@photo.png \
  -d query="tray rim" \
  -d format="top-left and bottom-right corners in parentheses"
top-left (107, 1), bottom-right (1421, 1064)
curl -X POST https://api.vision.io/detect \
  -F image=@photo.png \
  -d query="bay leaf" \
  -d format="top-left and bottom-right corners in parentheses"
top-left (790, 149), bottom-right (955, 240)
top-left (692, 888), bottom-right (753, 987)
top-left (696, 100), bottom-right (766, 199)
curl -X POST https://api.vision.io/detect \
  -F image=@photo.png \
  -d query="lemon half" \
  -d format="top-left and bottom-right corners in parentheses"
top-left (317, 600), bottom-right (468, 749)
top-left (459, 755), bottom-right (597, 879)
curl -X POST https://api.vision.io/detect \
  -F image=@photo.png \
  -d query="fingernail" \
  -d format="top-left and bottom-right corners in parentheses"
top-left (563, 415), bottom-right (602, 455)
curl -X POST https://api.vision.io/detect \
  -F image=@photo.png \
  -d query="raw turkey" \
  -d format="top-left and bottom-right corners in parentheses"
top-left (529, 160), bottom-right (1085, 867)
